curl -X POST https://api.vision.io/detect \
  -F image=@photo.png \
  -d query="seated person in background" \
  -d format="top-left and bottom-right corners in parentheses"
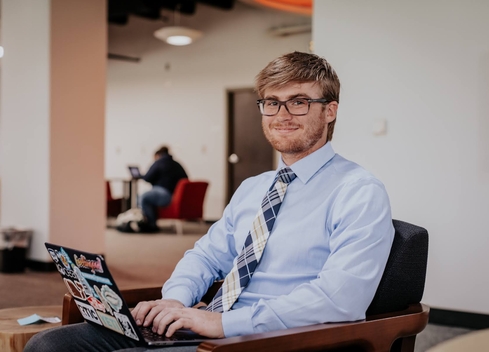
top-left (25, 51), bottom-right (394, 352)
top-left (139, 146), bottom-right (188, 232)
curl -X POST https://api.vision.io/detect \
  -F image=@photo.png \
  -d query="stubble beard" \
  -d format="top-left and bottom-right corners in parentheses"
top-left (263, 116), bottom-right (326, 155)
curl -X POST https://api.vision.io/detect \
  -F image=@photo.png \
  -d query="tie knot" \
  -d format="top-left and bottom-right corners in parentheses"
top-left (276, 167), bottom-right (297, 184)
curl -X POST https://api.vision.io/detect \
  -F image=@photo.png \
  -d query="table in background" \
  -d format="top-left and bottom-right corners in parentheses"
top-left (0, 305), bottom-right (62, 352)
top-left (107, 178), bottom-right (139, 211)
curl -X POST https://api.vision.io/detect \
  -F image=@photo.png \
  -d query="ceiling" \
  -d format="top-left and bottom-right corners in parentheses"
top-left (108, 0), bottom-right (311, 25)
top-left (108, 0), bottom-right (236, 25)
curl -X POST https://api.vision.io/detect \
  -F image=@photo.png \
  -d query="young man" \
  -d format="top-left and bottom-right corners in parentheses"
top-left (139, 146), bottom-right (188, 232)
top-left (25, 52), bottom-right (394, 352)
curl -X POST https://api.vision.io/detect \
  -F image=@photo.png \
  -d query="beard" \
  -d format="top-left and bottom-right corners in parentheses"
top-left (262, 115), bottom-right (326, 155)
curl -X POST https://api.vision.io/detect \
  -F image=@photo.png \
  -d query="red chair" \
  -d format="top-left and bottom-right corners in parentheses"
top-left (106, 181), bottom-right (124, 218)
top-left (158, 179), bottom-right (209, 234)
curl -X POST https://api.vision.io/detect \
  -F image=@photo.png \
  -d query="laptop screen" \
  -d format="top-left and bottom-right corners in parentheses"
top-left (128, 166), bottom-right (142, 179)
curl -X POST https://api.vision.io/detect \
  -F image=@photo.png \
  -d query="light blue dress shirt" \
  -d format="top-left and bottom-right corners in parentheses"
top-left (162, 142), bottom-right (394, 337)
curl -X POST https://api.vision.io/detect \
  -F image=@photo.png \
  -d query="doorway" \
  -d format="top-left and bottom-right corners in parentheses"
top-left (226, 88), bottom-right (274, 202)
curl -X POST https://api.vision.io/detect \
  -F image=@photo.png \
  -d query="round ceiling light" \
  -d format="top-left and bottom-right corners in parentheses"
top-left (154, 26), bottom-right (203, 46)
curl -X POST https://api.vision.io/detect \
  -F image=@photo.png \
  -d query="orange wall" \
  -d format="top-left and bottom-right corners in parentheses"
top-left (50, 0), bottom-right (107, 252)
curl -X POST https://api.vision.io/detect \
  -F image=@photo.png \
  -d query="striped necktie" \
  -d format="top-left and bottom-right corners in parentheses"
top-left (206, 167), bottom-right (297, 312)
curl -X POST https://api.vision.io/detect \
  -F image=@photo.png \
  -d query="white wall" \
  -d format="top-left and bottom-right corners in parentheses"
top-left (0, 0), bottom-right (51, 244)
top-left (106, 3), bottom-right (311, 220)
top-left (314, 1), bottom-right (489, 314)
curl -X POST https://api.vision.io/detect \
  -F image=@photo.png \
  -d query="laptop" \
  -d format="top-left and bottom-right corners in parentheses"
top-left (128, 166), bottom-right (143, 179)
top-left (45, 242), bottom-right (211, 347)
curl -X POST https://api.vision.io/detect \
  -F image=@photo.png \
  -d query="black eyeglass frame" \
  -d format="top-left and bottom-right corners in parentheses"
top-left (256, 98), bottom-right (330, 116)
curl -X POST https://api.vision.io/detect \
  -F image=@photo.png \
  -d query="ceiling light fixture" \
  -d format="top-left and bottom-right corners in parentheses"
top-left (154, 26), bottom-right (203, 46)
top-left (154, 6), bottom-right (203, 46)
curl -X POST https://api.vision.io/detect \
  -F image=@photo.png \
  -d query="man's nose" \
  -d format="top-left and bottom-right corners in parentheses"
top-left (276, 104), bottom-right (293, 120)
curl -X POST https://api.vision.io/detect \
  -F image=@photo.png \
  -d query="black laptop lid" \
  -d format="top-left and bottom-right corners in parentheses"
top-left (45, 243), bottom-right (145, 344)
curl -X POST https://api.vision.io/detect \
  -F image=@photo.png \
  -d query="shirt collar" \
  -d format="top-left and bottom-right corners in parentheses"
top-left (277, 142), bottom-right (336, 184)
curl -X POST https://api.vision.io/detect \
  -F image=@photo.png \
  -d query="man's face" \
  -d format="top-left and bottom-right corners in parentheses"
top-left (261, 82), bottom-right (337, 164)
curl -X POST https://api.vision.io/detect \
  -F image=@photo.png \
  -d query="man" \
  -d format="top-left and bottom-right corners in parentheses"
top-left (25, 52), bottom-right (394, 351)
top-left (139, 146), bottom-right (188, 232)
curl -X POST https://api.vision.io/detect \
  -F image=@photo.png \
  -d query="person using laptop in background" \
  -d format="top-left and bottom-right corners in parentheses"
top-left (138, 146), bottom-right (188, 233)
top-left (25, 52), bottom-right (394, 352)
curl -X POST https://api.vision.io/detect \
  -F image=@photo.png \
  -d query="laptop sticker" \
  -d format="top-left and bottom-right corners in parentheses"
top-left (48, 249), bottom-right (59, 263)
top-left (101, 285), bottom-right (123, 312)
top-left (94, 285), bottom-right (113, 314)
top-left (74, 254), bottom-right (103, 274)
top-left (75, 300), bottom-right (103, 325)
top-left (114, 312), bottom-right (139, 341)
top-left (59, 248), bottom-right (72, 269)
top-left (64, 278), bottom-right (88, 301)
top-left (73, 265), bottom-right (95, 297)
top-left (98, 312), bottom-right (124, 334)
top-left (87, 296), bottom-right (106, 312)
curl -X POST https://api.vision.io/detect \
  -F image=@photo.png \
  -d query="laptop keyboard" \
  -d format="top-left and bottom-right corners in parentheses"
top-left (140, 326), bottom-right (201, 342)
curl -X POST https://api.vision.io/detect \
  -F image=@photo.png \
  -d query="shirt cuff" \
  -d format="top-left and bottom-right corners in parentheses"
top-left (221, 306), bottom-right (254, 337)
top-left (162, 287), bottom-right (194, 307)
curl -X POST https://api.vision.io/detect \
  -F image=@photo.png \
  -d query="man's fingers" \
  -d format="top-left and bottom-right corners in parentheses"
top-left (165, 319), bottom-right (187, 337)
top-left (132, 301), bottom-right (159, 325)
top-left (132, 299), bottom-right (185, 328)
top-left (153, 308), bottom-right (179, 335)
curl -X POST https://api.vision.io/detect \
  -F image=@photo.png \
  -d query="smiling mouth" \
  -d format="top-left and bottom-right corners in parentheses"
top-left (273, 125), bottom-right (300, 133)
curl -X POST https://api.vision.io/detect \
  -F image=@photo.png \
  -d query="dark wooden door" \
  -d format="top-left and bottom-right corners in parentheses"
top-left (227, 88), bottom-right (274, 202)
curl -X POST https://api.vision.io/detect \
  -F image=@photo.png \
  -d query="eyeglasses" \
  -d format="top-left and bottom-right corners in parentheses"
top-left (257, 98), bottom-right (329, 116)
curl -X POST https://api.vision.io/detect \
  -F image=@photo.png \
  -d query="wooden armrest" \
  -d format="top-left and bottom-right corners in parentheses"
top-left (196, 303), bottom-right (429, 352)
top-left (62, 286), bottom-right (162, 325)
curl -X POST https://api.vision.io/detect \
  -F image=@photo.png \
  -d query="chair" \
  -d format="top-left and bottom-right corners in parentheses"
top-left (106, 181), bottom-right (124, 218)
top-left (62, 219), bottom-right (429, 351)
top-left (157, 179), bottom-right (209, 234)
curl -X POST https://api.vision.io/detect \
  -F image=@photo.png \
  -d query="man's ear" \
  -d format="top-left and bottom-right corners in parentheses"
top-left (325, 101), bottom-right (338, 123)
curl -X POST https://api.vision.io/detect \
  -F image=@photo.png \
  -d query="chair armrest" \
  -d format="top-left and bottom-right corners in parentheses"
top-left (196, 303), bottom-right (429, 352)
top-left (62, 286), bottom-right (162, 325)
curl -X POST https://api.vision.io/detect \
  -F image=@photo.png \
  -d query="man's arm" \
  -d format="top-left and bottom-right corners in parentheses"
top-left (131, 203), bottom-right (240, 337)
top-left (161, 204), bottom-right (239, 306)
top-left (142, 161), bottom-right (159, 184)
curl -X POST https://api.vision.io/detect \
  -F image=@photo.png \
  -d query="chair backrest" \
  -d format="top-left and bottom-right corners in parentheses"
top-left (106, 181), bottom-right (113, 201)
top-left (158, 179), bottom-right (209, 220)
top-left (366, 219), bottom-right (429, 316)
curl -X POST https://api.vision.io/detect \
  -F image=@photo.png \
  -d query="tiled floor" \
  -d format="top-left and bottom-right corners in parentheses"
top-left (415, 323), bottom-right (475, 351)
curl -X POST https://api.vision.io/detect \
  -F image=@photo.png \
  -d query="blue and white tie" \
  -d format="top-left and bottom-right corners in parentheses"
top-left (206, 167), bottom-right (297, 312)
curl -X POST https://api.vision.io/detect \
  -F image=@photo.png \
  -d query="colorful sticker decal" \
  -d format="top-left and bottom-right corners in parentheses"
top-left (87, 296), bottom-right (106, 312)
top-left (72, 265), bottom-right (94, 297)
top-left (101, 285), bottom-right (123, 312)
top-left (74, 300), bottom-right (102, 325)
top-left (74, 254), bottom-right (103, 274)
top-left (114, 312), bottom-right (139, 341)
top-left (48, 249), bottom-right (59, 263)
top-left (55, 263), bottom-right (66, 276)
top-left (98, 312), bottom-right (123, 334)
top-left (81, 272), bottom-right (112, 285)
top-left (59, 248), bottom-right (72, 269)
top-left (64, 278), bottom-right (88, 301)
top-left (94, 285), bottom-right (112, 314)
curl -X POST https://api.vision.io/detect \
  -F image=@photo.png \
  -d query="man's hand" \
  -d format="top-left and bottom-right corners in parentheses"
top-left (152, 306), bottom-right (224, 339)
top-left (132, 299), bottom-right (184, 327)
top-left (131, 300), bottom-right (224, 339)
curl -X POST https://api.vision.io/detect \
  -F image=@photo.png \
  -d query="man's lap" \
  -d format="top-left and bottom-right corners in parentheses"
top-left (23, 322), bottom-right (196, 352)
